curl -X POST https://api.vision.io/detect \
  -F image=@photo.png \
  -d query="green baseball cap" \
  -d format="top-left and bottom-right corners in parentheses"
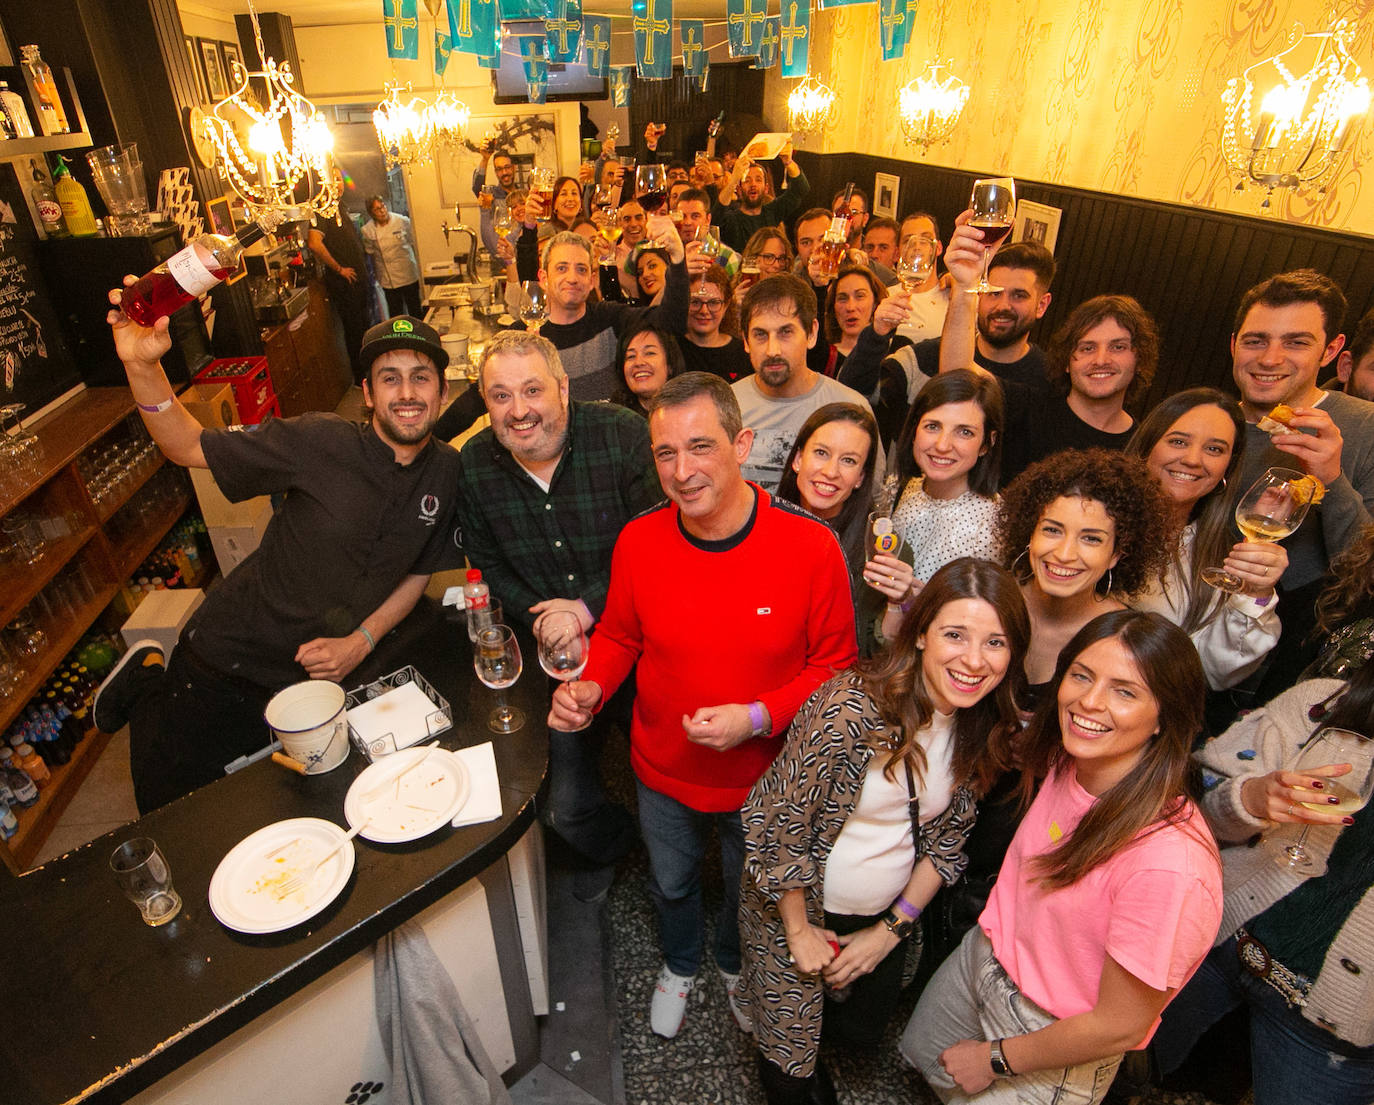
top-left (358, 315), bottom-right (449, 373)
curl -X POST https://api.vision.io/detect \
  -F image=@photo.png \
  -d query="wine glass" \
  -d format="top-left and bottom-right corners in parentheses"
top-left (519, 281), bottom-right (548, 328)
top-left (537, 611), bottom-right (588, 682)
top-left (474, 624), bottom-right (525, 733)
top-left (897, 235), bottom-right (938, 322)
top-left (493, 203), bottom-right (515, 242)
top-left (1263, 727), bottom-right (1374, 876)
top-left (1201, 467), bottom-right (1313, 592)
top-left (635, 164), bottom-right (669, 247)
top-left (967, 177), bottom-right (1016, 294)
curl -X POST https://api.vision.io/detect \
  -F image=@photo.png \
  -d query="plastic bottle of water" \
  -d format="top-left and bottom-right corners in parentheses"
top-left (464, 569), bottom-right (491, 642)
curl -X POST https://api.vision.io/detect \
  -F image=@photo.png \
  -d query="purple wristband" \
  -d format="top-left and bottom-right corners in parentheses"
top-left (748, 700), bottom-right (767, 737)
top-left (893, 895), bottom-right (921, 921)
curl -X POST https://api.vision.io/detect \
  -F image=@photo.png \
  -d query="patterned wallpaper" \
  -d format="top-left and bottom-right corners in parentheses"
top-left (764, 0), bottom-right (1373, 235)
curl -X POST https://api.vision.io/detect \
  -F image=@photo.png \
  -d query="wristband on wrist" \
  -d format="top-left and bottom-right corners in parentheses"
top-left (747, 700), bottom-right (768, 737)
top-left (357, 625), bottom-right (376, 652)
top-left (136, 396), bottom-right (176, 414)
top-left (892, 895), bottom-right (921, 921)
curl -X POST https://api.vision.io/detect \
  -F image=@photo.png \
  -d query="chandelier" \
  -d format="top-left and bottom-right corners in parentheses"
top-left (898, 62), bottom-right (969, 149)
top-left (1221, 19), bottom-right (1370, 206)
top-left (373, 85), bottom-right (471, 168)
top-left (787, 76), bottom-right (838, 138)
top-left (201, 1), bottom-right (338, 221)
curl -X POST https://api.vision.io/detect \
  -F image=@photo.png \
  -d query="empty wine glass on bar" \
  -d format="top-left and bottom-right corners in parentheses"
top-left (474, 623), bottom-right (525, 733)
top-left (1200, 467), bottom-right (1313, 592)
top-left (967, 177), bottom-right (1016, 294)
top-left (1263, 727), bottom-right (1374, 876)
top-left (537, 611), bottom-right (587, 683)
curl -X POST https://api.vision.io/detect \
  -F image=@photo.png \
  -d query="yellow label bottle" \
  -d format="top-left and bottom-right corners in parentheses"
top-left (52, 156), bottom-right (97, 237)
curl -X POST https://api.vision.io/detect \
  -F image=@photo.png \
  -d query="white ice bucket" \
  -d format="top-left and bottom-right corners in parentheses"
top-left (264, 680), bottom-right (350, 774)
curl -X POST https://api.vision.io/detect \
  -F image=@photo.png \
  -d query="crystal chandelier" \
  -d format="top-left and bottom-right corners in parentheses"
top-left (373, 83), bottom-right (434, 167)
top-left (898, 62), bottom-right (969, 149)
top-left (1221, 19), bottom-right (1370, 206)
top-left (427, 91), bottom-right (471, 147)
top-left (202, 1), bottom-right (338, 221)
top-left (787, 76), bottom-right (838, 138)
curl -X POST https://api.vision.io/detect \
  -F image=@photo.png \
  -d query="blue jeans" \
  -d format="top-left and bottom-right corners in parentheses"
top-left (636, 779), bottom-right (745, 977)
top-left (1152, 935), bottom-right (1374, 1105)
top-left (545, 726), bottom-right (635, 864)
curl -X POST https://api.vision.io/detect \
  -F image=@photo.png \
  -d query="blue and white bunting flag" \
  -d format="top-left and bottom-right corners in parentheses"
top-left (633, 0), bottom-right (673, 79)
top-left (497, 0), bottom-right (546, 16)
top-left (754, 16), bottom-right (780, 69)
top-left (520, 35), bottom-right (545, 80)
top-left (581, 15), bottom-right (611, 76)
top-left (726, 0), bottom-right (766, 57)
top-left (610, 65), bottom-right (633, 107)
top-left (545, 0), bottom-right (581, 63)
top-left (434, 30), bottom-right (453, 75)
top-left (679, 19), bottom-right (707, 78)
top-left (527, 61), bottom-right (548, 102)
top-left (818, 0), bottom-right (870, 7)
top-left (448, 0), bottom-right (498, 57)
top-left (779, 0), bottom-right (810, 78)
top-left (878, 0), bottom-right (908, 60)
top-left (382, 0), bottom-right (420, 59)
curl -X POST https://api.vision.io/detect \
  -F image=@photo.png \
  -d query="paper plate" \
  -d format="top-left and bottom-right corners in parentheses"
top-left (343, 745), bottom-right (470, 843)
top-left (208, 817), bottom-right (355, 934)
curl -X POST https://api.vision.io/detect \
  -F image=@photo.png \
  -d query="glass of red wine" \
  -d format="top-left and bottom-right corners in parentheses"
top-left (635, 164), bottom-right (670, 247)
top-left (968, 177), bottom-right (1016, 294)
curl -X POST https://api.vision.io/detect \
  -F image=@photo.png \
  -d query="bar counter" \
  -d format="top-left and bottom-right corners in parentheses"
top-left (0, 599), bottom-right (550, 1105)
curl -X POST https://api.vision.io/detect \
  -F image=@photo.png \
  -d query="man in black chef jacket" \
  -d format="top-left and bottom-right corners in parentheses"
top-left (94, 301), bottom-right (463, 813)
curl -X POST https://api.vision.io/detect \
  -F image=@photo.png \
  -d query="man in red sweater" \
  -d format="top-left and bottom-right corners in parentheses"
top-left (550, 372), bottom-right (857, 1039)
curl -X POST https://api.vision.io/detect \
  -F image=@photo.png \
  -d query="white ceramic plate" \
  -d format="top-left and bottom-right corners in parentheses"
top-left (343, 745), bottom-right (470, 843)
top-left (208, 817), bottom-right (355, 935)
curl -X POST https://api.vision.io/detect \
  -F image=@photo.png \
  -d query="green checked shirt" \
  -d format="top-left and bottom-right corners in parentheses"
top-left (455, 401), bottom-right (662, 629)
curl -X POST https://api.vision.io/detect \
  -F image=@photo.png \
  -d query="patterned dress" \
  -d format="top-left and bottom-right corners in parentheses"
top-left (738, 669), bottom-right (978, 1077)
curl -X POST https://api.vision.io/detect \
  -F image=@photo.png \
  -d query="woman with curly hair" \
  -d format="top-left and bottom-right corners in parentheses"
top-left (902, 610), bottom-right (1221, 1105)
top-left (678, 266), bottom-right (753, 383)
top-left (1304, 522), bottom-right (1374, 680)
top-left (997, 447), bottom-right (1176, 705)
top-left (1125, 388), bottom-right (1288, 690)
top-left (739, 559), bottom-right (1030, 1104)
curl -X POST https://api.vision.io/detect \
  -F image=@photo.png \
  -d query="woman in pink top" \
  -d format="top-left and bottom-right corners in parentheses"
top-left (900, 609), bottom-right (1223, 1104)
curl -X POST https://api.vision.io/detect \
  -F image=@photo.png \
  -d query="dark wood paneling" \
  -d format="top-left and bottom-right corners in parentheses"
top-left (795, 151), bottom-right (1374, 413)
top-left (628, 63), bottom-right (765, 162)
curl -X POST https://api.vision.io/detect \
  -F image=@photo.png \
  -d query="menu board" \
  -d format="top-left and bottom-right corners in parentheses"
top-left (0, 161), bottom-right (79, 416)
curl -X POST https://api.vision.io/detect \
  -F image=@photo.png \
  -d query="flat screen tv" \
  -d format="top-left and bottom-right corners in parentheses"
top-left (491, 21), bottom-right (608, 103)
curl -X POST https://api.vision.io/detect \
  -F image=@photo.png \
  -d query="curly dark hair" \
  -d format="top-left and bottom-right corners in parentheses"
top-left (996, 448), bottom-right (1177, 598)
top-left (1316, 522), bottom-right (1374, 634)
top-left (1045, 295), bottom-right (1160, 408)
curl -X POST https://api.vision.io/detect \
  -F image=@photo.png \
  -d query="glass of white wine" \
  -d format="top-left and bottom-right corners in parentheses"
top-left (474, 623), bottom-right (525, 733)
top-left (1263, 727), bottom-right (1374, 876)
top-left (967, 177), bottom-right (1016, 294)
top-left (1200, 467), bottom-right (1313, 592)
top-left (896, 236), bottom-right (937, 322)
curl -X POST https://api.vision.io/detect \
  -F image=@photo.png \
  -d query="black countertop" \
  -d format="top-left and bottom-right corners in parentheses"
top-left (0, 600), bottom-right (549, 1105)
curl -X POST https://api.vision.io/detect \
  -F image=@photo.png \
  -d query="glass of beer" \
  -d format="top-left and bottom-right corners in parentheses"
top-left (530, 168), bottom-right (556, 219)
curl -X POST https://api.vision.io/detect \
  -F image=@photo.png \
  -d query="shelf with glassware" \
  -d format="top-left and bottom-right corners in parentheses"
top-left (0, 67), bottom-right (91, 158)
top-left (0, 388), bottom-right (197, 872)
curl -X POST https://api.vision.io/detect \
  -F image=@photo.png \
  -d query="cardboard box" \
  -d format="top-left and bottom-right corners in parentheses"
top-left (208, 520), bottom-right (270, 576)
top-left (121, 588), bottom-right (206, 657)
top-left (189, 468), bottom-right (275, 531)
top-left (180, 382), bottom-right (240, 431)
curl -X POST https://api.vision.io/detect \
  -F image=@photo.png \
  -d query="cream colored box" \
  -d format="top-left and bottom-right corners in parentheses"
top-left (121, 588), bottom-right (206, 657)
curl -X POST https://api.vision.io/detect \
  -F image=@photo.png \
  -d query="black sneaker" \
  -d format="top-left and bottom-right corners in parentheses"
top-left (93, 640), bottom-right (165, 733)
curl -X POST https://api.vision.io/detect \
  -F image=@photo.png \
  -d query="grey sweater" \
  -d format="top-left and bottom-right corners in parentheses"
top-left (1195, 677), bottom-right (1374, 1045)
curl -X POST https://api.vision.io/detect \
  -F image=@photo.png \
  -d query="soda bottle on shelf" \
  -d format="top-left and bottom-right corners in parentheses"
top-left (30, 159), bottom-right (68, 238)
top-left (120, 211), bottom-right (285, 326)
top-left (52, 156), bottom-right (97, 237)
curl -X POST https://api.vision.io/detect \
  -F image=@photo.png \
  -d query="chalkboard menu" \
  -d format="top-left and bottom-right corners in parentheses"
top-left (0, 160), bottom-right (80, 417)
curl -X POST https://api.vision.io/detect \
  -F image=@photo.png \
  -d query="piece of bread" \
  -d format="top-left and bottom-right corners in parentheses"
top-left (1256, 403), bottom-right (1297, 435)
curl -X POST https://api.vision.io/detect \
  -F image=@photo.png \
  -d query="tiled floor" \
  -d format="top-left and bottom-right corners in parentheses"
top-left (34, 726), bottom-right (139, 865)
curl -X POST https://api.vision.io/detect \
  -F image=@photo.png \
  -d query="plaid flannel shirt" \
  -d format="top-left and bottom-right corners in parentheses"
top-left (455, 400), bottom-right (662, 628)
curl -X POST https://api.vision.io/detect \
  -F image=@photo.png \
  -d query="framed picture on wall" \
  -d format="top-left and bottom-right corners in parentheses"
top-left (873, 172), bottom-right (900, 219)
top-left (221, 41), bottom-right (243, 85)
top-left (198, 38), bottom-right (228, 101)
top-left (205, 194), bottom-right (235, 237)
top-left (1013, 199), bottom-right (1062, 253)
top-left (184, 35), bottom-right (208, 102)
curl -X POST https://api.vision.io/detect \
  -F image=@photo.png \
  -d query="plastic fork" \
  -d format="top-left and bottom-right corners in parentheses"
top-left (271, 820), bottom-right (368, 901)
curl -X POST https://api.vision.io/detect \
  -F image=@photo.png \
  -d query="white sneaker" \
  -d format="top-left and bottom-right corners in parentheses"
top-left (719, 967), bottom-right (752, 1035)
top-left (649, 964), bottom-right (696, 1038)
